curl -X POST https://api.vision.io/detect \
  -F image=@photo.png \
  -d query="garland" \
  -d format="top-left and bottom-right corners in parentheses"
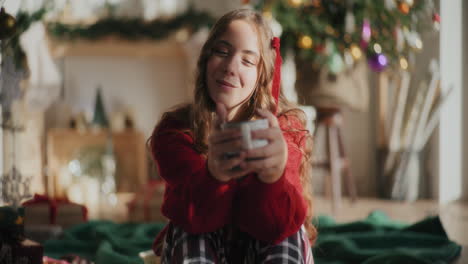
top-left (1, 7), bottom-right (48, 70)
top-left (47, 7), bottom-right (215, 41)
top-left (1, 7), bottom-right (215, 70)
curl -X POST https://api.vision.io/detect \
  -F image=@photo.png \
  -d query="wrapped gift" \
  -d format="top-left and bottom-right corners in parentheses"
top-left (22, 194), bottom-right (88, 228)
top-left (127, 180), bottom-right (167, 222)
top-left (0, 206), bottom-right (43, 264)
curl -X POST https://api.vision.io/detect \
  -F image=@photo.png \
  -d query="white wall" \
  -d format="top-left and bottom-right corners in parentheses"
top-left (58, 56), bottom-right (190, 138)
top-left (463, 1), bottom-right (468, 201)
top-left (438, 0), bottom-right (463, 203)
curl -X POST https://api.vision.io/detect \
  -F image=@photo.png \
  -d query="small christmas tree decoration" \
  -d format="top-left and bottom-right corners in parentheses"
top-left (0, 7), bottom-right (16, 40)
top-left (92, 86), bottom-right (110, 129)
top-left (298, 35), bottom-right (313, 49)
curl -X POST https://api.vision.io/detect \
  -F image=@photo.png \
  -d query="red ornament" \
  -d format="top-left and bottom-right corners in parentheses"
top-left (432, 13), bottom-right (440, 23)
top-left (314, 44), bottom-right (325, 53)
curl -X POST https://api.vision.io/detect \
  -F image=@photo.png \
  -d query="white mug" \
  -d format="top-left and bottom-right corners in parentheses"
top-left (221, 119), bottom-right (269, 150)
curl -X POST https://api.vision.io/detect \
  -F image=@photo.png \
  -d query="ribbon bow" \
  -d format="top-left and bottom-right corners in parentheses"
top-left (271, 37), bottom-right (282, 114)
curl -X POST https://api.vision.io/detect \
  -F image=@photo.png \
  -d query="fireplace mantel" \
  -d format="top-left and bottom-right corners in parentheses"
top-left (48, 36), bottom-right (186, 58)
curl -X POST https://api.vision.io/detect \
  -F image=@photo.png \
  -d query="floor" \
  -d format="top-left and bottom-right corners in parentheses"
top-left (314, 197), bottom-right (468, 263)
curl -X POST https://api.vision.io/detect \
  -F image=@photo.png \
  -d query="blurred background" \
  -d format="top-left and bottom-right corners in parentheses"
top-left (0, 0), bottom-right (467, 263)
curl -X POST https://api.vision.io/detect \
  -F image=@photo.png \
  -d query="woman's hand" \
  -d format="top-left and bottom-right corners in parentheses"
top-left (242, 109), bottom-right (287, 184)
top-left (207, 103), bottom-right (252, 182)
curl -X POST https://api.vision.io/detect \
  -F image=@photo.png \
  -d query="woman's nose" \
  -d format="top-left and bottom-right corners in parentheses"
top-left (223, 56), bottom-right (239, 75)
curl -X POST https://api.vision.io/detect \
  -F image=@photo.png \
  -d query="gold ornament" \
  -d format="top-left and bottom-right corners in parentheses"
top-left (399, 57), bottom-right (409, 70)
top-left (0, 7), bottom-right (17, 40)
top-left (350, 44), bottom-right (362, 60)
top-left (298, 35), bottom-right (313, 49)
top-left (263, 10), bottom-right (273, 20)
top-left (398, 2), bottom-right (410, 14)
top-left (288, 0), bottom-right (303, 7)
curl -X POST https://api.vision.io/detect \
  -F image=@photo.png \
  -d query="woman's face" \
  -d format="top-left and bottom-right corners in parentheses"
top-left (206, 19), bottom-right (260, 115)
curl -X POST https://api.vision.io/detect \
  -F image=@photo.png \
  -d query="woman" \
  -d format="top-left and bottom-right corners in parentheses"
top-left (150, 8), bottom-right (316, 263)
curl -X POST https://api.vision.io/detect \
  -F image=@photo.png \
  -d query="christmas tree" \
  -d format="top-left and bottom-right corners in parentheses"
top-left (92, 86), bottom-right (109, 129)
top-left (255, 0), bottom-right (439, 73)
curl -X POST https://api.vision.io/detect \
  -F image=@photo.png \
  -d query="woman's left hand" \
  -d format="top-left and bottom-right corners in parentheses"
top-left (242, 109), bottom-right (287, 184)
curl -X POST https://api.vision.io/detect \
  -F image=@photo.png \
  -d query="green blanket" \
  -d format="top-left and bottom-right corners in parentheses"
top-left (312, 211), bottom-right (461, 264)
top-left (44, 211), bottom-right (462, 264)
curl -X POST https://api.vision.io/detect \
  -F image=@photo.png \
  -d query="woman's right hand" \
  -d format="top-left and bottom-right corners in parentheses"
top-left (207, 103), bottom-right (251, 182)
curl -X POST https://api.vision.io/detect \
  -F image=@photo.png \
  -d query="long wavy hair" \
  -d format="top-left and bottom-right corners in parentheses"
top-left (155, 9), bottom-right (316, 244)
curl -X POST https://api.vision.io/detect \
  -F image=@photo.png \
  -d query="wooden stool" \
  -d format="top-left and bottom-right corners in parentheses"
top-left (313, 108), bottom-right (357, 212)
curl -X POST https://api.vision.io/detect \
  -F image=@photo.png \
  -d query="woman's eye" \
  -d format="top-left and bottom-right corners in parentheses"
top-left (243, 59), bottom-right (255, 66)
top-left (213, 49), bottom-right (228, 56)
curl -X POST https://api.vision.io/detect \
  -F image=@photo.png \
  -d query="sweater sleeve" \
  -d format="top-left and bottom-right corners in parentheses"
top-left (150, 118), bottom-right (236, 234)
top-left (234, 116), bottom-right (308, 244)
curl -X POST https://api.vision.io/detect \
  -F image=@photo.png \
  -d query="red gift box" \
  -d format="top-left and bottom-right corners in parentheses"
top-left (127, 180), bottom-right (167, 222)
top-left (22, 194), bottom-right (88, 228)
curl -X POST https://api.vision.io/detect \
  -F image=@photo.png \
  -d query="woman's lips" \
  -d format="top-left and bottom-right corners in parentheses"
top-left (216, 80), bottom-right (237, 90)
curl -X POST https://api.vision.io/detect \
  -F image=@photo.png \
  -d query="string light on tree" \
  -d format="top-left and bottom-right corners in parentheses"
top-left (298, 34), bottom-right (313, 49)
top-left (373, 43), bottom-right (382, 54)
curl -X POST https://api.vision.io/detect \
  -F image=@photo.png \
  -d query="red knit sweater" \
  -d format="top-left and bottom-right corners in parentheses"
top-left (150, 112), bottom-right (308, 245)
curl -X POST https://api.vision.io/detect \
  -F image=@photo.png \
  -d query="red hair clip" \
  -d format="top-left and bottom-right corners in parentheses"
top-left (271, 37), bottom-right (282, 114)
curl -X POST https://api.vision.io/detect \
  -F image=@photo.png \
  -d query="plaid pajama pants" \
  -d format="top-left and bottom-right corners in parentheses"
top-left (161, 224), bottom-right (313, 264)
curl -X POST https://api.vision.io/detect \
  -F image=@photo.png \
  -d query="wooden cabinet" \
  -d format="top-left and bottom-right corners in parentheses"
top-left (47, 129), bottom-right (148, 198)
